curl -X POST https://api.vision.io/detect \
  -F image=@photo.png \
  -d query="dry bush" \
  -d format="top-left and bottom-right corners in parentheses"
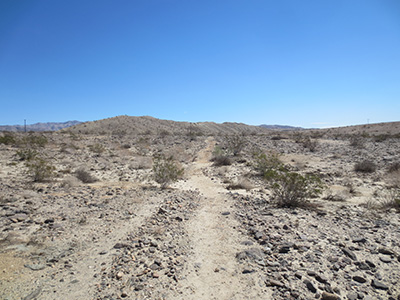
top-left (211, 146), bottom-right (231, 166)
top-left (388, 162), bottom-right (400, 173)
top-left (301, 137), bottom-right (318, 152)
top-left (225, 134), bottom-right (247, 156)
top-left (130, 156), bottom-right (152, 169)
top-left (226, 177), bottom-right (254, 191)
top-left (61, 175), bottom-right (80, 188)
top-left (354, 160), bottom-right (377, 173)
top-left (75, 168), bottom-right (98, 183)
top-left (365, 189), bottom-right (400, 212)
top-left (386, 170), bottom-right (400, 188)
top-left (349, 135), bottom-right (365, 149)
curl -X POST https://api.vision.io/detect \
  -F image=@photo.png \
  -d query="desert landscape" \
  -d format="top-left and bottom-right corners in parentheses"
top-left (0, 116), bottom-right (399, 300)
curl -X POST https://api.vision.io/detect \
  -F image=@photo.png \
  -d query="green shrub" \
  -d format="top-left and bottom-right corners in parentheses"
top-left (268, 170), bottom-right (323, 208)
top-left (252, 150), bottom-right (284, 176)
top-left (25, 158), bottom-right (55, 182)
top-left (0, 134), bottom-right (17, 145)
top-left (349, 135), bottom-right (365, 149)
top-left (22, 135), bottom-right (48, 147)
top-left (16, 149), bottom-right (38, 161)
top-left (152, 155), bottom-right (184, 188)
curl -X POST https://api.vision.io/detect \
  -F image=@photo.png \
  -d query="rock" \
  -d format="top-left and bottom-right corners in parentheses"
top-left (116, 271), bottom-right (123, 280)
top-left (22, 287), bottom-right (42, 300)
top-left (347, 292), bottom-right (358, 300)
top-left (113, 243), bottom-right (130, 249)
top-left (378, 247), bottom-right (395, 255)
top-left (267, 279), bottom-right (285, 288)
top-left (380, 256), bottom-right (392, 263)
top-left (365, 260), bottom-right (376, 268)
top-left (24, 264), bottom-right (45, 271)
top-left (352, 237), bottom-right (367, 243)
top-left (371, 279), bottom-right (389, 290)
top-left (242, 269), bottom-right (254, 274)
top-left (342, 248), bottom-right (357, 261)
top-left (353, 275), bottom-right (367, 283)
top-left (316, 274), bottom-right (328, 284)
top-left (321, 291), bottom-right (340, 300)
top-left (304, 279), bottom-right (317, 293)
top-left (221, 211), bottom-right (230, 215)
top-left (254, 231), bottom-right (264, 240)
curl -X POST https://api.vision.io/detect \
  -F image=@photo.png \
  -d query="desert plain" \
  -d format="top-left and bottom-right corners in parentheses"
top-left (0, 116), bottom-right (399, 300)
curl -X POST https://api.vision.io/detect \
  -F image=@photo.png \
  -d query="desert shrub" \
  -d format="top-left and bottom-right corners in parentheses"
top-left (366, 189), bottom-right (400, 212)
top-left (268, 170), bottom-right (323, 208)
top-left (88, 143), bottom-right (105, 154)
top-left (16, 149), bottom-right (38, 161)
top-left (252, 150), bottom-right (284, 176)
top-left (21, 134), bottom-right (48, 148)
top-left (388, 162), bottom-right (400, 173)
top-left (226, 177), bottom-right (253, 191)
top-left (75, 168), bottom-right (98, 183)
top-left (349, 135), bottom-right (365, 149)
top-left (0, 134), bottom-right (17, 145)
top-left (25, 157), bottom-right (55, 182)
top-left (211, 146), bottom-right (231, 166)
top-left (225, 134), bottom-right (247, 156)
top-left (354, 160), bottom-right (376, 173)
top-left (152, 155), bottom-right (184, 188)
top-left (300, 137), bottom-right (318, 152)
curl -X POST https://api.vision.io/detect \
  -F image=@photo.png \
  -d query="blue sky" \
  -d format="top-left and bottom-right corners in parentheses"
top-left (1, 0), bottom-right (399, 128)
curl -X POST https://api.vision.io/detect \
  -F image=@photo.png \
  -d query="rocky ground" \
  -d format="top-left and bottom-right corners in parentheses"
top-left (0, 130), bottom-right (399, 300)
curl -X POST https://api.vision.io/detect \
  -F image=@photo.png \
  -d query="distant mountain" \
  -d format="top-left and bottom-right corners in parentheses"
top-left (0, 121), bottom-right (82, 132)
top-left (259, 124), bottom-right (303, 130)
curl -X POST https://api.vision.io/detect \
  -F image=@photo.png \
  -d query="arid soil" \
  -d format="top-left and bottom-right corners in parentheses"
top-left (1, 126), bottom-right (400, 300)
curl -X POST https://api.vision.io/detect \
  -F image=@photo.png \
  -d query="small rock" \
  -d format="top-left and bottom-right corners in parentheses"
top-left (116, 271), bottom-right (123, 280)
top-left (353, 275), bottom-right (367, 283)
top-left (304, 280), bottom-right (317, 293)
top-left (378, 247), bottom-right (395, 255)
top-left (371, 279), bottom-right (389, 290)
top-left (221, 211), bottom-right (230, 215)
top-left (267, 279), bottom-right (285, 287)
top-left (242, 269), bottom-right (254, 274)
top-left (316, 274), bottom-right (328, 284)
top-left (24, 264), bottom-right (45, 271)
top-left (380, 256), bottom-right (392, 263)
top-left (342, 248), bottom-right (357, 261)
top-left (321, 291), bottom-right (340, 300)
top-left (347, 292), bottom-right (358, 300)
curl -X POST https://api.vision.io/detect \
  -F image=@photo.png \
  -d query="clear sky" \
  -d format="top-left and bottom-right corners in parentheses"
top-left (1, 0), bottom-right (399, 128)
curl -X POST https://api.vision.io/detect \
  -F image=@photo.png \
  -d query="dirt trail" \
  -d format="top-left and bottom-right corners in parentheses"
top-left (40, 194), bottom-right (164, 300)
top-left (174, 137), bottom-right (268, 299)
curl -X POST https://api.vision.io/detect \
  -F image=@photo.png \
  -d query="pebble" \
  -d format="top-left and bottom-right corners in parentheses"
top-left (321, 291), bottom-right (341, 300)
top-left (304, 279), bottom-right (317, 293)
top-left (371, 279), bottom-right (389, 290)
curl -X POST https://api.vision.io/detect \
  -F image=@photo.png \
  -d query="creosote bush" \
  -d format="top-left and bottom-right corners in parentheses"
top-left (0, 134), bottom-right (17, 145)
top-left (354, 160), bottom-right (377, 173)
top-left (16, 149), bottom-right (38, 161)
top-left (25, 157), bottom-right (56, 182)
top-left (152, 154), bottom-right (184, 188)
top-left (268, 170), bottom-right (323, 208)
top-left (252, 150), bottom-right (284, 176)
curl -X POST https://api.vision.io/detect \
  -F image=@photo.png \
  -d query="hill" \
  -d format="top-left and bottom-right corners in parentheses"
top-left (63, 115), bottom-right (270, 135)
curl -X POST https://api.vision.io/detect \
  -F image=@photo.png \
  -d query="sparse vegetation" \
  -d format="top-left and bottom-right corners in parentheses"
top-left (252, 150), bottom-right (284, 176)
top-left (354, 160), bottom-right (377, 173)
top-left (0, 133), bottom-right (16, 145)
top-left (152, 154), bottom-right (184, 188)
top-left (16, 149), bottom-right (38, 161)
top-left (268, 170), bottom-right (323, 208)
top-left (225, 134), bottom-right (247, 156)
top-left (349, 135), bottom-right (365, 148)
top-left (75, 168), bottom-right (98, 183)
top-left (88, 143), bottom-right (105, 154)
top-left (211, 146), bottom-right (231, 166)
top-left (25, 157), bottom-right (56, 182)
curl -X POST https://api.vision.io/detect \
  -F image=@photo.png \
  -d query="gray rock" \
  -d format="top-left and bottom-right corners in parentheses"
top-left (342, 248), bottom-right (357, 261)
top-left (321, 291), bottom-right (340, 300)
top-left (347, 292), bottom-right (358, 300)
top-left (24, 264), bottom-right (45, 271)
top-left (353, 275), bottom-right (367, 283)
top-left (379, 256), bottom-right (392, 263)
top-left (371, 279), bottom-right (389, 290)
top-left (316, 274), bottom-right (328, 284)
top-left (304, 279), bottom-right (317, 293)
